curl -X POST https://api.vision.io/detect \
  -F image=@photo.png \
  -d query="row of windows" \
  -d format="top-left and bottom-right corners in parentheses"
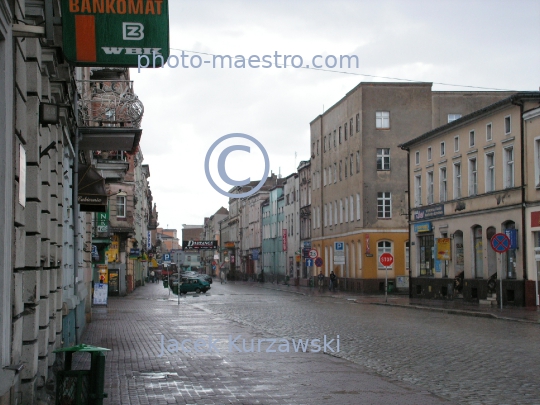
top-left (414, 147), bottom-right (514, 206)
top-left (415, 117), bottom-right (512, 165)
top-left (321, 194), bottom-right (362, 227)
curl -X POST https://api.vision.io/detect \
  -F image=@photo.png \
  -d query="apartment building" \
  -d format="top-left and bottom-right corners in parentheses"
top-left (262, 185), bottom-right (286, 281)
top-left (283, 173), bottom-right (300, 281)
top-left (310, 82), bottom-right (515, 293)
top-left (298, 160), bottom-right (312, 281)
top-left (400, 92), bottom-right (540, 306)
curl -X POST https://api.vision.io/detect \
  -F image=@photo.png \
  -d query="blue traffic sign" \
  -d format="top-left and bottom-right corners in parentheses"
top-left (334, 242), bottom-right (344, 251)
top-left (314, 257), bottom-right (323, 267)
top-left (305, 258), bottom-right (314, 267)
top-left (491, 233), bottom-right (510, 253)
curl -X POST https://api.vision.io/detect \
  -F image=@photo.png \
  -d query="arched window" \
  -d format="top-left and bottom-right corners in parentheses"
top-left (472, 225), bottom-right (483, 278)
top-left (377, 241), bottom-right (393, 269)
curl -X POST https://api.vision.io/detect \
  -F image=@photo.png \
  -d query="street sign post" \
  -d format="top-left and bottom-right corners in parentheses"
top-left (305, 258), bottom-right (314, 267)
top-left (379, 253), bottom-right (394, 303)
top-left (490, 233), bottom-right (511, 310)
top-left (315, 257), bottom-right (323, 268)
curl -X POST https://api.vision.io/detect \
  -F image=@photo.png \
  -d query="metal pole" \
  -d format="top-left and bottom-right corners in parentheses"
top-left (499, 254), bottom-right (503, 310)
top-left (385, 265), bottom-right (388, 303)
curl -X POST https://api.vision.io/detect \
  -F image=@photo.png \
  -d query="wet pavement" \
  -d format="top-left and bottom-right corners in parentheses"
top-left (74, 280), bottom-right (540, 404)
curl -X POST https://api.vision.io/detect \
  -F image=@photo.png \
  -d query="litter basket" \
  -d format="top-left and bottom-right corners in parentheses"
top-left (163, 280), bottom-right (168, 288)
top-left (54, 344), bottom-right (110, 405)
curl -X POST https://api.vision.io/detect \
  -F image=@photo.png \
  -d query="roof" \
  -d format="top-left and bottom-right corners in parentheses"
top-left (399, 92), bottom-right (540, 149)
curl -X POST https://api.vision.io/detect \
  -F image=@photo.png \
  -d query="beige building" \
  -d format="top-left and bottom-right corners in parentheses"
top-left (310, 82), bottom-right (515, 293)
top-left (400, 92), bottom-right (540, 306)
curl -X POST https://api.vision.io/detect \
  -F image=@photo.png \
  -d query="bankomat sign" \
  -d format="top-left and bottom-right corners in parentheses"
top-left (62, 0), bottom-right (170, 66)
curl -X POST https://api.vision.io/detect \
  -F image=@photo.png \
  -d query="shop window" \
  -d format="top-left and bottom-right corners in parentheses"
top-left (418, 234), bottom-right (434, 276)
top-left (472, 225), bottom-right (483, 278)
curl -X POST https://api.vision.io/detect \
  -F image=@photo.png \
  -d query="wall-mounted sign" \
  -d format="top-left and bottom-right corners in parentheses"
top-left (62, 0), bottom-right (170, 67)
top-left (414, 222), bottom-right (432, 233)
top-left (282, 229), bottom-right (287, 251)
top-left (182, 240), bottom-right (218, 250)
top-left (129, 248), bottom-right (140, 259)
top-left (437, 238), bottom-right (451, 260)
top-left (252, 249), bottom-right (259, 260)
top-left (414, 204), bottom-right (444, 220)
top-left (96, 210), bottom-right (109, 233)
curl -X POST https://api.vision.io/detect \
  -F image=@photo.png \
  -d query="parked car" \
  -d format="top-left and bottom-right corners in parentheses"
top-left (178, 277), bottom-right (211, 294)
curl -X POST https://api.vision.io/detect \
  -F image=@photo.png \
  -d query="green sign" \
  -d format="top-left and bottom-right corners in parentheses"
top-left (61, 0), bottom-right (170, 67)
top-left (96, 210), bottom-right (109, 233)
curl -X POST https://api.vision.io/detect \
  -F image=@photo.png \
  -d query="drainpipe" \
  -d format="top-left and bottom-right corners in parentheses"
top-left (402, 146), bottom-right (413, 298)
top-left (511, 98), bottom-right (527, 290)
top-left (73, 79), bottom-right (80, 344)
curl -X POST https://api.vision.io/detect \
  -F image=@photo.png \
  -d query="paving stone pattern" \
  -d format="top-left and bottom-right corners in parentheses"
top-left (74, 282), bottom-right (454, 405)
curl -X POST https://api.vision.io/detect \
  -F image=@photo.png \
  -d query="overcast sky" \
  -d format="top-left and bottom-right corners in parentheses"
top-left (132, 0), bottom-right (540, 232)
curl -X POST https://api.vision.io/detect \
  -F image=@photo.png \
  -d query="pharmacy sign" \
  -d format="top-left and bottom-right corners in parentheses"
top-left (62, 0), bottom-right (170, 66)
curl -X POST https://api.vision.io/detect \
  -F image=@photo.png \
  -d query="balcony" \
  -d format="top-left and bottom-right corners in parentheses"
top-left (77, 80), bottom-right (143, 152)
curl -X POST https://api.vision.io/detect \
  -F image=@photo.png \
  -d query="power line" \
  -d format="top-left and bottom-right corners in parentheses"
top-left (168, 48), bottom-right (518, 92)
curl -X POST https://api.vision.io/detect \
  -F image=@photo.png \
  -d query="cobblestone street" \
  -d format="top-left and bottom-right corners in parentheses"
top-left (76, 281), bottom-right (540, 404)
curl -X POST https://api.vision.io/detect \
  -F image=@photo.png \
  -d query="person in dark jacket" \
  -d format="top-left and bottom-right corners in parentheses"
top-left (329, 271), bottom-right (337, 292)
top-left (317, 270), bottom-right (325, 292)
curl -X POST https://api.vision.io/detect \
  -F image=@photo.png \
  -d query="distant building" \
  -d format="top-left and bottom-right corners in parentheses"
top-left (283, 173), bottom-right (301, 282)
top-left (298, 160), bottom-right (312, 281)
top-left (400, 92), bottom-right (540, 306)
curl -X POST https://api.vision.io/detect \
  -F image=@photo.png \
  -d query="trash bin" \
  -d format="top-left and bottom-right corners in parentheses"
top-left (163, 280), bottom-right (168, 288)
top-left (53, 344), bottom-right (110, 405)
top-left (387, 281), bottom-right (395, 293)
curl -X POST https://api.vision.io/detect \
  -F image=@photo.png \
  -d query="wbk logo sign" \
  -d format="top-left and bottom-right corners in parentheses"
top-left (123, 22), bottom-right (145, 40)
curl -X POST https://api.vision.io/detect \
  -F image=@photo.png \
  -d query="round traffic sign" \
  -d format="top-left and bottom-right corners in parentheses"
top-left (314, 257), bottom-right (323, 267)
top-left (491, 233), bottom-right (510, 253)
top-left (379, 253), bottom-right (394, 267)
top-left (308, 249), bottom-right (318, 259)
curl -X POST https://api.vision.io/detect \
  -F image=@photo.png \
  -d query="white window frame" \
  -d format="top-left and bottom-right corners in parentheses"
top-left (440, 142), bottom-right (446, 157)
top-left (333, 163), bottom-right (337, 183)
top-left (415, 151), bottom-right (420, 165)
top-left (448, 113), bottom-right (462, 123)
top-left (439, 167), bottom-right (447, 202)
top-left (469, 130), bottom-right (475, 147)
top-left (377, 241), bottom-right (393, 269)
top-left (427, 146), bottom-right (432, 161)
top-left (328, 203), bottom-right (333, 226)
top-left (486, 122), bottom-right (492, 141)
top-left (503, 146), bottom-right (514, 188)
top-left (349, 195), bottom-right (354, 221)
top-left (376, 111), bottom-right (390, 129)
top-left (454, 136), bottom-right (459, 152)
top-left (324, 204), bottom-right (327, 227)
top-left (339, 199), bottom-right (343, 224)
top-left (334, 201), bottom-right (338, 225)
top-left (453, 162), bottom-right (462, 199)
top-left (485, 152), bottom-right (495, 193)
top-left (116, 195), bottom-right (126, 218)
top-left (356, 194), bottom-right (361, 220)
top-left (504, 115), bottom-right (511, 135)
top-left (414, 174), bottom-right (422, 207)
top-left (344, 197), bottom-right (349, 223)
top-left (323, 168), bottom-right (327, 186)
top-left (377, 192), bottom-right (392, 218)
top-left (377, 148), bottom-right (390, 170)
top-left (469, 157), bottom-right (478, 196)
top-left (427, 171), bottom-right (434, 205)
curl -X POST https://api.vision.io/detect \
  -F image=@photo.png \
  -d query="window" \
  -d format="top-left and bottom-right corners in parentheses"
top-left (376, 111), bottom-right (390, 129)
top-left (469, 157), bottom-right (477, 196)
top-left (535, 138), bottom-right (540, 187)
top-left (405, 241), bottom-right (410, 271)
top-left (377, 241), bottom-right (392, 269)
top-left (448, 113), bottom-right (462, 123)
top-left (324, 204), bottom-right (327, 227)
top-left (376, 148), bottom-right (390, 170)
top-left (356, 114), bottom-right (360, 132)
top-left (485, 153), bottom-right (495, 192)
top-left (356, 194), bottom-right (361, 220)
top-left (350, 118), bottom-right (354, 136)
top-left (454, 136), bottom-right (459, 152)
top-left (486, 123), bottom-right (492, 141)
top-left (323, 168), bottom-right (327, 186)
top-left (339, 200), bottom-right (343, 223)
top-left (344, 123), bottom-right (348, 140)
top-left (469, 130), bottom-right (475, 147)
top-left (350, 154), bottom-right (353, 176)
top-left (414, 175), bottom-right (422, 207)
top-left (334, 201), bottom-right (338, 225)
top-left (333, 130), bottom-right (336, 147)
top-left (349, 195), bottom-right (354, 221)
top-left (328, 203), bottom-right (332, 226)
top-left (312, 142), bottom-right (315, 156)
top-left (504, 115), bottom-right (511, 134)
top-left (377, 192), bottom-right (391, 218)
top-left (427, 147), bottom-right (432, 161)
top-left (453, 162), bottom-right (462, 198)
top-left (116, 195), bottom-right (126, 217)
top-left (344, 198), bottom-right (349, 222)
top-left (339, 127), bottom-right (342, 144)
top-left (356, 151), bottom-right (360, 173)
top-left (333, 163), bottom-right (337, 183)
top-left (418, 235), bottom-right (434, 276)
top-left (415, 151), bottom-right (420, 165)
top-left (328, 133), bottom-right (331, 149)
top-left (440, 142), bottom-right (446, 157)
top-left (345, 158), bottom-right (348, 178)
top-left (472, 225), bottom-right (483, 278)
top-left (427, 171), bottom-right (434, 204)
top-left (439, 167), bottom-right (447, 202)
top-left (504, 146), bottom-right (514, 188)
top-left (339, 161), bottom-right (342, 181)
top-left (317, 140), bottom-right (319, 155)
top-left (324, 136), bottom-right (327, 152)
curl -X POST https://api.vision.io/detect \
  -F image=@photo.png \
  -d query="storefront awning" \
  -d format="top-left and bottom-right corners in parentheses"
top-left (78, 127), bottom-right (142, 153)
top-left (78, 165), bottom-right (107, 212)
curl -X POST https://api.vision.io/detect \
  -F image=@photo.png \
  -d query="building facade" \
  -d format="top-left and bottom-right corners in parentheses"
top-left (310, 82), bottom-right (516, 293)
top-left (298, 160), bottom-right (312, 282)
top-left (283, 173), bottom-right (301, 282)
top-left (400, 92), bottom-right (540, 306)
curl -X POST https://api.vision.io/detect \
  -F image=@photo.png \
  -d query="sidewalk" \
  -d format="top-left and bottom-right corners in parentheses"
top-left (244, 280), bottom-right (540, 324)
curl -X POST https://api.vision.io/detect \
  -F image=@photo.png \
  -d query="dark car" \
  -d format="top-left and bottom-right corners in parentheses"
top-left (178, 277), bottom-right (211, 294)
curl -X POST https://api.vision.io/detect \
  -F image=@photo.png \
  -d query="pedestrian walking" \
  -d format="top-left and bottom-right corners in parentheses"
top-left (317, 270), bottom-right (325, 292)
top-left (150, 270), bottom-right (155, 283)
top-left (329, 271), bottom-right (337, 292)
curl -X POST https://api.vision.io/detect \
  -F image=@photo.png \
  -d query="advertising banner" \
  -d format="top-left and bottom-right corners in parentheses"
top-left (182, 240), bottom-right (218, 250)
top-left (93, 282), bottom-right (108, 305)
top-left (282, 229), bottom-right (287, 251)
top-left (436, 238), bottom-right (451, 260)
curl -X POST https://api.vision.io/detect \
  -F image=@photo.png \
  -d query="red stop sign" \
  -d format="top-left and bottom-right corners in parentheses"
top-left (379, 253), bottom-right (394, 267)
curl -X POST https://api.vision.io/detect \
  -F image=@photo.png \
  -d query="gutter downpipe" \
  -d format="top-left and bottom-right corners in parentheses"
top-left (73, 77), bottom-right (80, 345)
top-left (512, 98), bottom-right (528, 307)
top-left (402, 146), bottom-right (413, 298)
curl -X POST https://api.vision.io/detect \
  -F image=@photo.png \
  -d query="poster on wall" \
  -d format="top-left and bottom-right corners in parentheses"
top-left (436, 238), bottom-right (451, 260)
top-left (93, 282), bottom-right (108, 305)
